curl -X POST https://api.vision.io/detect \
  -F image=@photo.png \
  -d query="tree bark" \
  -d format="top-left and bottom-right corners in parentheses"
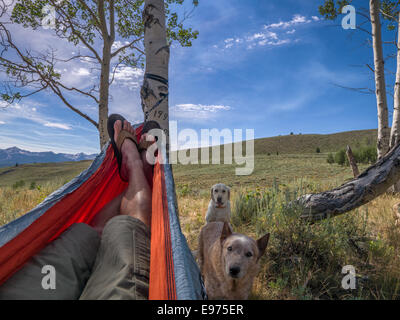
top-left (294, 141), bottom-right (400, 223)
top-left (389, 11), bottom-right (400, 192)
top-left (346, 145), bottom-right (360, 177)
top-left (141, 0), bottom-right (170, 154)
top-left (98, 43), bottom-right (111, 149)
top-left (370, 0), bottom-right (390, 160)
top-left (95, 0), bottom-right (111, 149)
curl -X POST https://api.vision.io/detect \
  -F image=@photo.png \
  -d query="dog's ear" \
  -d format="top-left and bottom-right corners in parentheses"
top-left (220, 222), bottom-right (232, 244)
top-left (210, 186), bottom-right (214, 202)
top-left (227, 186), bottom-right (230, 200)
top-left (256, 233), bottom-right (270, 261)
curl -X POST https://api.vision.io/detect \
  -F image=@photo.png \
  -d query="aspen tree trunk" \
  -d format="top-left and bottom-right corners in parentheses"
top-left (97, 0), bottom-right (114, 149)
top-left (370, 0), bottom-right (390, 160)
top-left (141, 0), bottom-right (170, 154)
top-left (389, 11), bottom-right (400, 192)
top-left (98, 43), bottom-right (112, 149)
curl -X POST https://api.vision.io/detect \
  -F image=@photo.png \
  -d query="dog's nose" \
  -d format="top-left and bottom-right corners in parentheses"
top-left (217, 196), bottom-right (222, 203)
top-left (229, 266), bottom-right (240, 277)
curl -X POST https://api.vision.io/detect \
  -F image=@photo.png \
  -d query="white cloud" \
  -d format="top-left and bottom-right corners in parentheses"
top-left (219, 14), bottom-right (319, 51)
top-left (0, 101), bottom-right (74, 131)
top-left (73, 68), bottom-right (90, 77)
top-left (0, 121), bottom-right (5, 125)
top-left (175, 104), bottom-right (231, 112)
top-left (111, 66), bottom-right (144, 88)
top-left (259, 39), bottom-right (290, 46)
top-left (264, 14), bottom-right (312, 30)
top-left (172, 103), bottom-right (231, 121)
top-left (44, 122), bottom-right (72, 130)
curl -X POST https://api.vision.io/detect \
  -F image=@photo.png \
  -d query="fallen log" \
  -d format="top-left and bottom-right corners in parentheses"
top-left (294, 142), bottom-right (400, 222)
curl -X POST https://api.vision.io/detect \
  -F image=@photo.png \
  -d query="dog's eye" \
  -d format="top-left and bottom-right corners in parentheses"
top-left (222, 190), bottom-right (226, 193)
top-left (227, 246), bottom-right (232, 251)
top-left (214, 190), bottom-right (218, 193)
top-left (246, 252), bottom-right (253, 258)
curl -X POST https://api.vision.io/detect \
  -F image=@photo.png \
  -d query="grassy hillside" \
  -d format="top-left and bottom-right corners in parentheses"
top-left (2, 128), bottom-right (400, 300)
top-left (0, 160), bottom-right (92, 188)
top-left (253, 129), bottom-right (377, 154)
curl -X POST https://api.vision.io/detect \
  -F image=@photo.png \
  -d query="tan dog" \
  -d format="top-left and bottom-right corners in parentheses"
top-left (205, 183), bottom-right (231, 223)
top-left (198, 221), bottom-right (270, 300)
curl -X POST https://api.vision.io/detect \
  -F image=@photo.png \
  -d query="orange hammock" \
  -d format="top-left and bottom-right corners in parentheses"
top-left (0, 124), bottom-right (205, 300)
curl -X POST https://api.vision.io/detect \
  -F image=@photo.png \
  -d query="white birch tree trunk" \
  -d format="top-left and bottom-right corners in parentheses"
top-left (370, 0), bottom-right (390, 160)
top-left (98, 42), bottom-right (112, 149)
top-left (388, 12), bottom-right (400, 192)
top-left (141, 0), bottom-right (170, 153)
top-left (390, 12), bottom-right (400, 151)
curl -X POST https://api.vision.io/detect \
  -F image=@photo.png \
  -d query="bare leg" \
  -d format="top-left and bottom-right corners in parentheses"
top-left (90, 120), bottom-right (152, 235)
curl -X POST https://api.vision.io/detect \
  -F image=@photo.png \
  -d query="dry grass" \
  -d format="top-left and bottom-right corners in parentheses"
top-left (1, 149), bottom-right (399, 299)
top-left (177, 180), bottom-right (400, 300)
top-left (0, 179), bottom-right (69, 225)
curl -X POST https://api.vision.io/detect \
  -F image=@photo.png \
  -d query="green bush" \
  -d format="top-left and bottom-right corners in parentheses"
top-left (176, 183), bottom-right (192, 197)
top-left (231, 184), bottom-right (399, 299)
top-left (334, 149), bottom-right (346, 166)
top-left (12, 180), bottom-right (25, 189)
top-left (316, 147), bottom-right (321, 153)
top-left (328, 145), bottom-right (377, 166)
top-left (353, 146), bottom-right (377, 164)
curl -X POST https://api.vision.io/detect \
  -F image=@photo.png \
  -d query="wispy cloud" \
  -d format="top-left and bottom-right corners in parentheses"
top-left (0, 101), bottom-right (74, 130)
top-left (111, 66), bottom-right (144, 89)
top-left (217, 14), bottom-right (320, 50)
top-left (264, 14), bottom-right (312, 30)
top-left (171, 103), bottom-right (231, 121)
top-left (44, 122), bottom-right (72, 130)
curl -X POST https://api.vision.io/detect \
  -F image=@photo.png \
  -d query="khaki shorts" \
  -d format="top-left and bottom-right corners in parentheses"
top-left (0, 215), bottom-right (150, 300)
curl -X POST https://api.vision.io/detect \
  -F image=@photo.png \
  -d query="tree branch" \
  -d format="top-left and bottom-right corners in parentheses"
top-left (111, 37), bottom-right (144, 57)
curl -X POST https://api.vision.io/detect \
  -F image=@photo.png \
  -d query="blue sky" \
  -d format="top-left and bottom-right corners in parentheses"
top-left (0, 0), bottom-right (397, 154)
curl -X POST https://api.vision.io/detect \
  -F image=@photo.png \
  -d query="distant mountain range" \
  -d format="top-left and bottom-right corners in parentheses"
top-left (0, 147), bottom-right (97, 168)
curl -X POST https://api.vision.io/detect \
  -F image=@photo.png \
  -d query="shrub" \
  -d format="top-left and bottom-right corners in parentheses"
top-left (176, 183), bottom-right (192, 197)
top-left (231, 184), bottom-right (399, 299)
top-left (353, 146), bottom-right (377, 164)
top-left (12, 180), bottom-right (25, 189)
top-left (316, 147), bottom-right (321, 153)
top-left (334, 149), bottom-right (346, 166)
top-left (330, 145), bottom-right (377, 166)
top-left (327, 153), bottom-right (335, 164)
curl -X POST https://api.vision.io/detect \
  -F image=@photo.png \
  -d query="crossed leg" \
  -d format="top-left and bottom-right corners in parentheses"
top-left (90, 119), bottom-right (152, 235)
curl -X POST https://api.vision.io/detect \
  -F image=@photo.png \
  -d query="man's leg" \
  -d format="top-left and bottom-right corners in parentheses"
top-left (80, 119), bottom-right (152, 300)
top-left (90, 119), bottom-right (152, 234)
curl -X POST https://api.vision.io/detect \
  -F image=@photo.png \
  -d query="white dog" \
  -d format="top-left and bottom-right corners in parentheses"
top-left (205, 183), bottom-right (231, 223)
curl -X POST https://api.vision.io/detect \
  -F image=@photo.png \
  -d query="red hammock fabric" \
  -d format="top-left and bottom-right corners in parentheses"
top-left (0, 126), bottom-right (176, 300)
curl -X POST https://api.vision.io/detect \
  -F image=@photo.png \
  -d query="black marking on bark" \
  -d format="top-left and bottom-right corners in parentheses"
top-left (155, 45), bottom-right (170, 55)
top-left (143, 4), bottom-right (162, 30)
